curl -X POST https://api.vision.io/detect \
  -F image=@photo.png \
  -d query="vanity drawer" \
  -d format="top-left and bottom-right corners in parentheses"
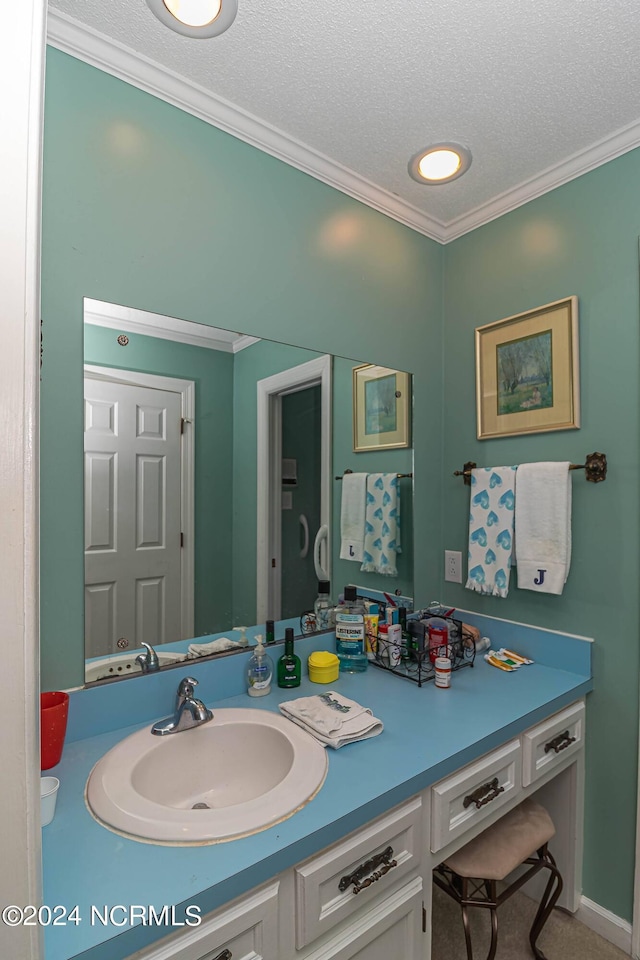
top-left (131, 882), bottom-right (279, 960)
top-left (294, 795), bottom-right (422, 949)
top-left (522, 701), bottom-right (585, 787)
top-left (431, 740), bottom-right (521, 853)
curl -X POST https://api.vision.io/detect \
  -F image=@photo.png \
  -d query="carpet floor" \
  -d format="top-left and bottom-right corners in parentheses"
top-left (432, 886), bottom-right (628, 959)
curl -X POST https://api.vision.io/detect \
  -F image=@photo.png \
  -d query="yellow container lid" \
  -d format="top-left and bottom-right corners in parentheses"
top-left (309, 651), bottom-right (339, 668)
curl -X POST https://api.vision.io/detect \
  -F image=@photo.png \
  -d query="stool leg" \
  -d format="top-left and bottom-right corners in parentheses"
top-left (486, 881), bottom-right (499, 960)
top-left (529, 847), bottom-right (563, 960)
top-left (460, 879), bottom-right (475, 960)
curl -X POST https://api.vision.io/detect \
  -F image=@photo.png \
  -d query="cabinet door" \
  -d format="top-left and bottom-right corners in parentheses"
top-left (131, 883), bottom-right (279, 960)
top-left (299, 876), bottom-right (423, 960)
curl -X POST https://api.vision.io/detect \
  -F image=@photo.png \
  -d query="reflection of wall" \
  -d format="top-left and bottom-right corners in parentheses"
top-left (332, 356), bottom-right (414, 599)
top-left (84, 325), bottom-right (234, 635)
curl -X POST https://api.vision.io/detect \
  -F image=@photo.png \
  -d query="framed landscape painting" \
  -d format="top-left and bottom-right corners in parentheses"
top-left (353, 364), bottom-right (411, 452)
top-left (475, 296), bottom-right (580, 440)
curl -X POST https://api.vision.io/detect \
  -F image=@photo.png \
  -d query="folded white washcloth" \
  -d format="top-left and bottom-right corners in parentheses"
top-left (515, 461), bottom-right (572, 595)
top-left (188, 637), bottom-right (241, 657)
top-left (279, 691), bottom-right (383, 749)
top-left (340, 473), bottom-right (368, 562)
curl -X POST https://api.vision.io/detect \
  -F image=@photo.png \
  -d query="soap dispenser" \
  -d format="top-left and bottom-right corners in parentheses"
top-left (246, 635), bottom-right (274, 697)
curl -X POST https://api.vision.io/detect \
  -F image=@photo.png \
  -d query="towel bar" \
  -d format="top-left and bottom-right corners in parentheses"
top-left (336, 470), bottom-right (413, 480)
top-left (453, 452), bottom-right (607, 485)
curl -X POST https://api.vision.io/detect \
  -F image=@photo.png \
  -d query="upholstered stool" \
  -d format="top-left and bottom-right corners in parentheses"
top-left (434, 798), bottom-right (563, 960)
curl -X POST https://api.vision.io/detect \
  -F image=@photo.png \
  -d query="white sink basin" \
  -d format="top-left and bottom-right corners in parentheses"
top-left (86, 708), bottom-right (328, 844)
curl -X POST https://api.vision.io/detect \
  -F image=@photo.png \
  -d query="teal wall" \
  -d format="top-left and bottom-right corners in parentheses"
top-left (40, 48), bottom-right (442, 690)
top-left (440, 150), bottom-right (640, 919)
top-left (84, 325), bottom-right (234, 636)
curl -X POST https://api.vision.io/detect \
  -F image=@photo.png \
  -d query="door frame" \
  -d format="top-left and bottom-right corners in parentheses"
top-left (256, 355), bottom-right (332, 623)
top-left (84, 365), bottom-right (195, 640)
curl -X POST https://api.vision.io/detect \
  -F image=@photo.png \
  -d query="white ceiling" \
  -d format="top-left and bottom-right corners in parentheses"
top-left (47, 0), bottom-right (640, 242)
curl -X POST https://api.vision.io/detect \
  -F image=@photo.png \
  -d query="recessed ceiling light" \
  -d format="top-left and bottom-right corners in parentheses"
top-left (146, 0), bottom-right (238, 38)
top-left (408, 143), bottom-right (472, 184)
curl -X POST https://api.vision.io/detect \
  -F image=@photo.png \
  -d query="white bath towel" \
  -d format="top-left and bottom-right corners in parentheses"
top-left (515, 462), bottom-right (572, 595)
top-left (340, 473), bottom-right (367, 562)
top-left (466, 466), bottom-right (517, 598)
top-left (279, 691), bottom-right (383, 749)
top-left (360, 473), bottom-right (401, 577)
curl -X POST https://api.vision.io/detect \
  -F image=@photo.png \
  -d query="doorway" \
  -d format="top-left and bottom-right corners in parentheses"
top-left (84, 366), bottom-right (194, 656)
top-left (256, 355), bottom-right (332, 623)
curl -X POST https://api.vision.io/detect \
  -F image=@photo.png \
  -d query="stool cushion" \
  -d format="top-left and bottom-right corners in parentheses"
top-left (444, 798), bottom-right (555, 881)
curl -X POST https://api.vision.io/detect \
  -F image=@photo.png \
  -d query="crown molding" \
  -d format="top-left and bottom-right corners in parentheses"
top-left (441, 117), bottom-right (640, 242)
top-left (46, 10), bottom-right (445, 243)
top-left (84, 297), bottom-right (255, 352)
top-left (46, 10), bottom-right (640, 245)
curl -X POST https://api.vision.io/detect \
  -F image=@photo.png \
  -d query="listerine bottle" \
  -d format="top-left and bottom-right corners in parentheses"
top-left (335, 585), bottom-right (367, 673)
top-left (277, 627), bottom-right (301, 688)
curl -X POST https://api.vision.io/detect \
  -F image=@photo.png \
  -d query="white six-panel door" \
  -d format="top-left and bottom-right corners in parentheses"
top-left (84, 376), bottom-right (183, 657)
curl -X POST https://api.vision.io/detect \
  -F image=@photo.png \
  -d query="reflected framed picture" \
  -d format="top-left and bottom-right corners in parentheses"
top-left (475, 296), bottom-right (580, 440)
top-left (353, 364), bottom-right (411, 452)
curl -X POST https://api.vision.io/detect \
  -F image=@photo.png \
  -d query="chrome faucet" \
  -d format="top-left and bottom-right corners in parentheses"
top-left (136, 641), bottom-right (160, 674)
top-left (151, 677), bottom-right (213, 736)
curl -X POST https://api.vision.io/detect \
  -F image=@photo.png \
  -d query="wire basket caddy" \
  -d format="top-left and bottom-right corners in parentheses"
top-left (369, 612), bottom-right (476, 687)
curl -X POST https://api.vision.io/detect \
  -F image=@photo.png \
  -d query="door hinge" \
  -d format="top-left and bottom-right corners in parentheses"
top-left (271, 558), bottom-right (276, 568)
top-left (181, 417), bottom-right (193, 434)
top-left (422, 903), bottom-right (427, 933)
top-left (181, 532), bottom-right (184, 548)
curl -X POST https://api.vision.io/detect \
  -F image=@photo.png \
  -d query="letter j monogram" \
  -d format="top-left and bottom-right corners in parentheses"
top-left (534, 569), bottom-right (546, 585)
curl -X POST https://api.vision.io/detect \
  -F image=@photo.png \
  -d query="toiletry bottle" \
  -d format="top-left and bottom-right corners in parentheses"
top-left (277, 627), bottom-right (301, 688)
top-left (233, 626), bottom-right (249, 647)
top-left (398, 606), bottom-right (411, 660)
top-left (335, 585), bottom-right (367, 673)
top-left (364, 602), bottom-right (379, 661)
top-left (377, 622), bottom-right (390, 662)
top-left (427, 617), bottom-right (450, 663)
top-left (314, 580), bottom-right (335, 631)
top-left (387, 622), bottom-right (403, 666)
top-left (246, 635), bottom-right (274, 697)
top-left (265, 619), bottom-right (275, 645)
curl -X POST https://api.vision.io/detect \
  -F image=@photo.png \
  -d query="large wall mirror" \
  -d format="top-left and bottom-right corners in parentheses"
top-left (82, 299), bottom-right (414, 682)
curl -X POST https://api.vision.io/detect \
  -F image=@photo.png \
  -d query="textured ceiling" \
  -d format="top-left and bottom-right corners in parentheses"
top-left (47, 0), bottom-right (640, 236)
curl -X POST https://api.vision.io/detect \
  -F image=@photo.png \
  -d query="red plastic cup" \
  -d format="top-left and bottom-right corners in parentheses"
top-left (40, 692), bottom-right (69, 771)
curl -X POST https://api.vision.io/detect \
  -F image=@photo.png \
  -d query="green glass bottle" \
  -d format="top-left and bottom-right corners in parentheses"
top-left (277, 627), bottom-right (301, 688)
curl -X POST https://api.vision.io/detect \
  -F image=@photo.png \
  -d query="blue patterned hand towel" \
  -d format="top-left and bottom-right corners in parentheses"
top-left (360, 473), bottom-right (401, 577)
top-left (465, 466), bottom-right (517, 598)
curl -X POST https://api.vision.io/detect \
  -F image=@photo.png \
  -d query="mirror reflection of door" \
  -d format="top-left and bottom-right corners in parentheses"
top-left (280, 385), bottom-right (322, 621)
top-left (84, 369), bottom-right (193, 657)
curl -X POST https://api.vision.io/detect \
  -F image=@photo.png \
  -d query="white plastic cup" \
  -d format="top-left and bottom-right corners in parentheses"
top-left (41, 776), bottom-right (60, 826)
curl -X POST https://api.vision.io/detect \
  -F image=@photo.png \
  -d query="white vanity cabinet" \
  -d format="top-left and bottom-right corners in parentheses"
top-left (127, 700), bottom-right (585, 960)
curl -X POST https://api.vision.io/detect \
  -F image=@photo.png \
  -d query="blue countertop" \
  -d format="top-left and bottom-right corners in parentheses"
top-left (42, 618), bottom-right (592, 960)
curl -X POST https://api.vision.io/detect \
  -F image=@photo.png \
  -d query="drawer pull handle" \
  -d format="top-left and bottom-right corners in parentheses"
top-left (463, 777), bottom-right (504, 810)
top-left (210, 951), bottom-right (232, 960)
top-left (544, 730), bottom-right (576, 754)
top-left (338, 845), bottom-right (398, 894)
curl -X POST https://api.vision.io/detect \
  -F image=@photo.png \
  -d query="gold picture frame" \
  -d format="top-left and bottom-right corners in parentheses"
top-left (475, 296), bottom-right (580, 440)
top-left (353, 364), bottom-right (411, 452)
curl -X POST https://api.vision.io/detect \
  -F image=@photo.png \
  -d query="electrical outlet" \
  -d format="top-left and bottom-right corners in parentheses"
top-left (445, 550), bottom-right (462, 583)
